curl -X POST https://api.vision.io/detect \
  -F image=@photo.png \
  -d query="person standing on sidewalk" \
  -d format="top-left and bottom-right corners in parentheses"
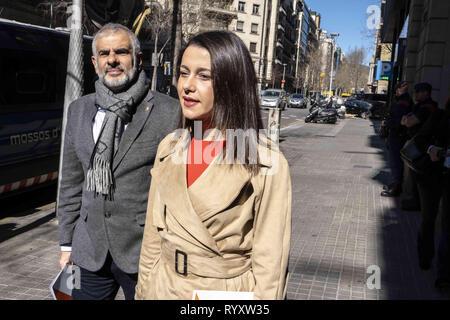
top-left (415, 98), bottom-right (450, 287)
top-left (57, 23), bottom-right (180, 300)
top-left (401, 83), bottom-right (438, 211)
top-left (381, 81), bottom-right (412, 197)
top-left (135, 31), bottom-right (292, 300)
top-left (402, 83), bottom-right (439, 270)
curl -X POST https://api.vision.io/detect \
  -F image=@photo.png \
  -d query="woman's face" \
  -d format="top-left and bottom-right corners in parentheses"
top-left (177, 46), bottom-right (214, 122)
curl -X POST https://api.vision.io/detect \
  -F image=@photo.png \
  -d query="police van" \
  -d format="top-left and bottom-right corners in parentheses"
top-left (0, 18), bottom-right (96, 198)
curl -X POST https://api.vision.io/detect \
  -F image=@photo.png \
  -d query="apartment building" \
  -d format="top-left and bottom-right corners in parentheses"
top-left (368, 23), bottom-right (392, 94)
top-left (231, 0), bottom-right (316, 92)
top-left (318, 30), bottom-right (337, 93)
top-left (182, 0), bottom-right (237, 38)
top-left (230, 0), bottom-right (276, 90)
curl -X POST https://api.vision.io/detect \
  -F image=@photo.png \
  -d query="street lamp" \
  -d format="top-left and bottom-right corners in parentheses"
top-left (282, 63), bottom-right (287, 89)
top-left (329, 33), bottom-right (339, 98)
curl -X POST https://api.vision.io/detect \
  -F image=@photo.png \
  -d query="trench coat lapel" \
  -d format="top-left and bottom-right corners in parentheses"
top-left (113, 91), bottom-right (153, 171)
top-left (151, 149), bottom-right (221, 254)
top-left (150, 134), bottom-right (255, 254)
top-left (187, 159), bottom-right (252, 222)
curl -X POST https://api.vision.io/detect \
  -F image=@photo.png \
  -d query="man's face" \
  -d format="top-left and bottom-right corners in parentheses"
top-left (414, 90), bottom-right (429, 102)
top-left (396, 86), bottom-right (407, 96)
top-left (91, 30), bottom-right (142, 92)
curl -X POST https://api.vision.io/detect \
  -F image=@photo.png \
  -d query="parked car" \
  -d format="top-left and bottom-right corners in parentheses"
top-left (260, 89), bottom-right (287, 110)
top-left (351, 93), bottom-right (365, 100)
top-left (344, 99), bottom-right (372, 119)
top-left (361, 93), bottom-right (388, 119)
top-left (288, 94), bottom-right (306, 108)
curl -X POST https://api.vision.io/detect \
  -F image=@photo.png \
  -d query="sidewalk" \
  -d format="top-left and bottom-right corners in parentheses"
top-left (0, 116), bottom-right (446, 300)
top-left (281, 117), bottom-right (445, 300)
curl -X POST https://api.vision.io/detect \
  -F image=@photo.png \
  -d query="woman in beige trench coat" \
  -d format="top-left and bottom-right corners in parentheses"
top-left (135, 31), bottom-right (291, 300)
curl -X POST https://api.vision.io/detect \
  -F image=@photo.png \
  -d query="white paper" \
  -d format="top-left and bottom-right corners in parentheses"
top-left (49, 264), bottom-right (74, 300)
top-left (192, 290), bottom-right (254, 300)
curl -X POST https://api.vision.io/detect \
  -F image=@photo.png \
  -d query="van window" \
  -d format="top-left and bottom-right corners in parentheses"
top-left (16, 72), bottom-right (47, 94)
top-left (0, 49), bottom-right (58, 106)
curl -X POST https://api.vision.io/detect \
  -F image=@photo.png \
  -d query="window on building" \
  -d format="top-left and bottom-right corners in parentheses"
top-left (238, 1), bottom-right (245, 12)
top-left (250, 42), bottom-right (257, 53)
top-left (253, 4), bottom-right (259, 15)
top-left (236, 21), bottom-right (244, 32)
top-left (251, 23), bottom-right (258, 34)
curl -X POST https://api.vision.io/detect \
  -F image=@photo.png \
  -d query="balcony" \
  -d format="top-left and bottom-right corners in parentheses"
top-left (276, 40), bottom-right (284, 49)
top-left (205, 1), bottom-right (238, 20)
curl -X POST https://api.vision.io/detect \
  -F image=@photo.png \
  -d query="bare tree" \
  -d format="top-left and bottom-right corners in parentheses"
top-left (36, 1), bottom-right (71, 28)
top-left (171, 0), bottom-right (182, 87)
top-left (143, 0), bottom-right (172, 91)
top-left (335, 58), bottom-right (353, 93)
top-left (300, 43), bottom-right (322, 93)
top-left (169, 0), bottom-right (234, 86)
top-left (36, 1), bottom-right (98, 34)
top-left (336, 46), bottom-right (368, 93)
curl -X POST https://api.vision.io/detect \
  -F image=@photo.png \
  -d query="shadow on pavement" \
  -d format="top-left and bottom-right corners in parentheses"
top-left (367, 118), bottom-right (446, 299)
top-left (0, 185), bottom-right (57, 244)
top-left (0, 212), bottom-right (56, 244)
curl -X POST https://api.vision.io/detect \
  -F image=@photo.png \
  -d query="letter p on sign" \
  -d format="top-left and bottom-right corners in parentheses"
top-left (382, 63), bottom-right (392, 75)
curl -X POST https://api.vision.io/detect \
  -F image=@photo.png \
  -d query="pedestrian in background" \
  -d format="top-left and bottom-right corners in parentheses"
top-left (403, 83), bottom-right (440, 270)
top-left (401, 83), bottom-right (438, 211)
top-left (415, 98), bottom-right (450, 288)
top-left (381, 81), bottom-right (412, 197)
top-left (57, 23), bottom-right (180, 300)
top-left (135, 31), bottom-right (292, 300)
top-left (434, 98), bottom-right (450, 291)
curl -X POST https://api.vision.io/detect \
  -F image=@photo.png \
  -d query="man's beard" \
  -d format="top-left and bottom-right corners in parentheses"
top-left (98, 63), bottom-right (138, 91)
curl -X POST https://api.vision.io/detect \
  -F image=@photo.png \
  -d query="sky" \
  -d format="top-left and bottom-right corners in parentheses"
top-left (306, 0), bottom-right (380, 65)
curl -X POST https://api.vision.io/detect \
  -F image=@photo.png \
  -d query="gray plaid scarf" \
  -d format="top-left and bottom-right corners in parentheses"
top-left (87, 71), bottom-right (148, 199)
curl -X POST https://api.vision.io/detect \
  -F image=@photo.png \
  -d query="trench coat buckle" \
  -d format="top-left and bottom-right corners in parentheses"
top-left (175, 249), bottom-right (188, 276)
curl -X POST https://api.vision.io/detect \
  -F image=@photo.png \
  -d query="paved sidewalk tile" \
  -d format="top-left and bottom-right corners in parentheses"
top-left (281, 118), bottom-right (446, 300)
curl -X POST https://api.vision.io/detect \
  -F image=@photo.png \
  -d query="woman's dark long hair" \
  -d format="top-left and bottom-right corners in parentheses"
top-left (176, 30), bottom-right (264, 174)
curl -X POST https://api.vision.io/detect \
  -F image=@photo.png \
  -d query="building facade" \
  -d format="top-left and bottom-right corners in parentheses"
top-left (318, 30), bottom-right (341, 95)
top-left (230, 0), bottom-right (321, 92)
top-left (230, 0), bottom-right (271, 88)
top-left (231, 0), bottom-right (299, 91)
top-left (382, 0), bottom-right (450, 107)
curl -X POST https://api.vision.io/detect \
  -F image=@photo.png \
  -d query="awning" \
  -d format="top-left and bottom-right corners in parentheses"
top-left (381, 0), bottom-right (410, 43)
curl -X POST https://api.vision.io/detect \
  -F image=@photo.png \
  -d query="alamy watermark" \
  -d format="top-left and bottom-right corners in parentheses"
top-left (169, 121), bottom-right (281, 175)
top-left (366, 265), bottom-right (381, 290)
top-left (366, 5), bottom-right (381, 30)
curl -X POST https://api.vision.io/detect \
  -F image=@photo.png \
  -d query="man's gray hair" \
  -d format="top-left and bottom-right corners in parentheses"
top-left (92, 23), bottom-right (141, 59)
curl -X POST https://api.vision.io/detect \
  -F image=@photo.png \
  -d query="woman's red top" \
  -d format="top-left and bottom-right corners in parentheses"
top-left (187, 137), bottom-right (225, 187)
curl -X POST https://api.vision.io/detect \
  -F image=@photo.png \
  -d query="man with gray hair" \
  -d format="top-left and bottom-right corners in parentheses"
top-left (57, 23), bottom-right (180, 300)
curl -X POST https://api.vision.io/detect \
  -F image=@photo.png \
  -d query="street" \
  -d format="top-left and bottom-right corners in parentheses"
top-left (261, 106), bottom-right (309, 129)
top-left (0, 114), bottom-right (447, 300)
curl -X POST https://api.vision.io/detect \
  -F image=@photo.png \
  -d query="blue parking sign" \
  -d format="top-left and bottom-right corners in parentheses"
top-left (376, 61), bottom-right (393, 81)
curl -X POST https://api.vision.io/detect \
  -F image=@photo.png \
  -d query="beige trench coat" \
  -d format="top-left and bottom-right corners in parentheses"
top-left (135, 132), bottom-right (291, 300)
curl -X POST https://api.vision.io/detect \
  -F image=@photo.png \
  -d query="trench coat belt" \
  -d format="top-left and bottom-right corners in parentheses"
top-left (160, 242), bottom-right (252, 279)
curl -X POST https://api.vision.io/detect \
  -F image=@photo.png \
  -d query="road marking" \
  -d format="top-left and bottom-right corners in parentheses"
top-left (315, 119), bottom-right (349, 137)
top-left (280, 120), bottom-right (304, 132)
